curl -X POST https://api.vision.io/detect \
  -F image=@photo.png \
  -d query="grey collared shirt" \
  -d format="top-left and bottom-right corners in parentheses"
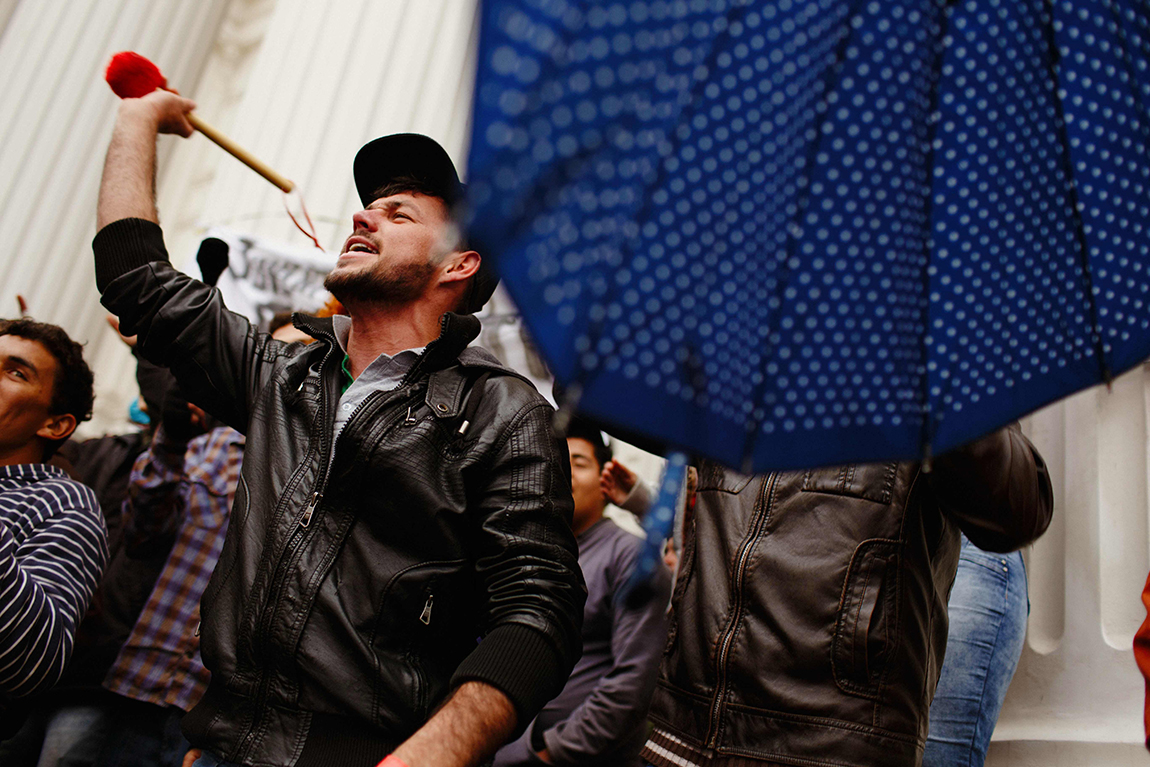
top-left (329, 315), bottom-right (424, 445)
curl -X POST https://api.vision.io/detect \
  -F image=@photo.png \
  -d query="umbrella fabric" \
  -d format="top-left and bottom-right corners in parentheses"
top-left (466, 0), bottom-right (1150, 472)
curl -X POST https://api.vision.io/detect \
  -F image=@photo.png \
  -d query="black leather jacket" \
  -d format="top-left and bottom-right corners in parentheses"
top-left (95, 219), bottom-right (585, 767)
top-left (647, 426), bottom-right (1052, 767)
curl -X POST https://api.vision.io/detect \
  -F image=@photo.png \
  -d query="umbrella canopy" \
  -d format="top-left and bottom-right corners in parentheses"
top-left (466, 0), bottom-right (1150, 472)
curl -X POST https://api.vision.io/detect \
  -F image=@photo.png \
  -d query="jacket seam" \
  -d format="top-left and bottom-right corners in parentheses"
top-left (654, 682), bottom-right (924, 746)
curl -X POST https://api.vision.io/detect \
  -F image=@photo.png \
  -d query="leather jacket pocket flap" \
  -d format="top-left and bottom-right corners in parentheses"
top-left (371, 559), bottom-right (471, 646)
top-left (832, 539), bottom-right (901, 699)
top-left (426, 370), bottom-right (466, 419)
top-left (802, 462), bottom-right (898, 505)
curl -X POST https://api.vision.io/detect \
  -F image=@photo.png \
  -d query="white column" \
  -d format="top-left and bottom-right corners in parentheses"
top-left (989, 368), bottom-right (1150, 765)
top-left (176, 0), bottom-right (480, 261)
top-left (0, 0), bottom-right (250, 433)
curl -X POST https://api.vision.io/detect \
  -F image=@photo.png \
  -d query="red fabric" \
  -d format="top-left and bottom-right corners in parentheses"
top-left (376, 757), bottom-right (410, 767)
top-left (105, 52), bottom-right (166, 99)
top-left (1134, 570), bottom-right (1150, 749)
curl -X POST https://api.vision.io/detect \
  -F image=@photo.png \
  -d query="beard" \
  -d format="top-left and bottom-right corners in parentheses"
top-left (323, 256), bottom-right (438, 308)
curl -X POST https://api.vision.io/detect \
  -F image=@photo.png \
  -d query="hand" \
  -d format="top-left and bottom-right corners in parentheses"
top-left (120, 89), bottom-right (197, 138)
top-left (600, 459), bottom-right (637, 506)
top-left (181, 749), bottom-right (202, 767)
top-left (534, 748), bottom-right (553, 763)
top-left (106, 314), bottom-right (137, 347)
top-left (160, 385), bottom-right (209, 444)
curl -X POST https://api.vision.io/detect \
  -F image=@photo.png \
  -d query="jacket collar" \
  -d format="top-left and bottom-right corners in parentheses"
top-left (292, 311), bottom-right (481, 382)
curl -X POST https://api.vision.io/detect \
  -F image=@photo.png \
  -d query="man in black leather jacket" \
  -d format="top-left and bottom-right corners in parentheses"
top-left (93, 90), bottom-right (585, 767)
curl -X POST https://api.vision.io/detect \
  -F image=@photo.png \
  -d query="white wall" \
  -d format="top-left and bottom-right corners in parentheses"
top-left (0, 0), bottom-right (245, 434)
top-left (988, 372), bottom-right (1150, 765)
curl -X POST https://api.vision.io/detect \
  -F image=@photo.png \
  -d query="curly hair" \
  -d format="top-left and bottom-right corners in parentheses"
top-left (0, 318), bottom-right (95, 439)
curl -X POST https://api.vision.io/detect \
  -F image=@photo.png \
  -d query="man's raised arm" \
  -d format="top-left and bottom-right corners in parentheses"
top-left (92, 90), bottom-right (269, 432)
top-left (97, 90), bottom-right (195, 230)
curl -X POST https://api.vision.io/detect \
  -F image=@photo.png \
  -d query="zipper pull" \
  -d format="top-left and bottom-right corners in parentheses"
top-left (300, 492), bottom-right (321, 527)
top-left (298, 368), bottom-right (317, 392)
top-left (194, 620), bottom-right (201, 637)
top-left (419, 593), bottom-right (434, 625)
top-left (405, 405), bottom-right (417, 424)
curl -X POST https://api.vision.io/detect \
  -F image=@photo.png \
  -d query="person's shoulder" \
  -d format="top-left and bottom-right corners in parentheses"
top-left (1, 464), bottom-right (94, 499)
top-left (594, 517), bottom-right (646, 559)
top-left (0, 465), bottom-right (102, 530)
top-left (29, 470), bottom-right (100, 516)
top-left (459, 346), bottom-right (535, 382)
top-left (459, 346), bottom-right (551, 408)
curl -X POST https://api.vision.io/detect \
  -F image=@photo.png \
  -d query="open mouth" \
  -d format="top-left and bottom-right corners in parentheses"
top-left (343, 235), bottom-right (378, 255)
top-left (346, 244), bottom-right (377, 254)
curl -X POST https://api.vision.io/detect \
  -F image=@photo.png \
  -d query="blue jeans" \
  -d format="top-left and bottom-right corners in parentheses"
top-left (44, 705), bottom-right (109, 767)
top-left (0, 703), bottom-right (110, 767)
top-left (923, 535), bottom-right (1028, 767)
top-left (92, 697), bottom-right (189, 767)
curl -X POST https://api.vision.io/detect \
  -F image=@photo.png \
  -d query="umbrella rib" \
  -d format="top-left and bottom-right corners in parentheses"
top-left (567, 1), bottom-right (757, 445)
top-left (736, 0), bottom-right (876, 470)
top-left (1040, 0), bottom-right (1112, 386)
top-left (912, 1), bottom-right (958, 467)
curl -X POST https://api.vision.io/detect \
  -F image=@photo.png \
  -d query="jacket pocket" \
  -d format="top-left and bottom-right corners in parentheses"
top-left (370, 560), bottom-right (469, 728)
top-left (832, 539), bottom-right (902, 699)
top-left (802, 462), bottom-right (898, 505)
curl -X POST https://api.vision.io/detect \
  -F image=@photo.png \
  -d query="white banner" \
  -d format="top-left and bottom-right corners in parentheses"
top-left (204, 226), bottom-right (335, 329)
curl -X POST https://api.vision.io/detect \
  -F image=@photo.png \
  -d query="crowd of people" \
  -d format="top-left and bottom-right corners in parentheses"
top-left (0, 87), bottom-right (1059, 767)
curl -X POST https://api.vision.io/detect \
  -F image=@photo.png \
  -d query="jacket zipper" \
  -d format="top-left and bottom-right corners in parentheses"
top-left (235, 380), bottom-right (425, 762)
top-left (233, 346), bottom-right (337, 762)
top-left (704, 474), bottom-right (776, 750)
top-left (231, 313), bottom-right (463, 760)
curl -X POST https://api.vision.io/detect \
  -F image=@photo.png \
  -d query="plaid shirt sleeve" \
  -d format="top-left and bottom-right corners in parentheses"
top-left (121, 427), bottom-right (191, 558)
top-left (103, 427), bottom-right (242, 711)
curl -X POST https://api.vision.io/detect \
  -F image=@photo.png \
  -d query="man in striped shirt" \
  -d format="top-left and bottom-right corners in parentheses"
top-left (0, 319), bottom-right (107, 736)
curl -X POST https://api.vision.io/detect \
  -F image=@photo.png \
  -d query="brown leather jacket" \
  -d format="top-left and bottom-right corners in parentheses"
top-left (648, 426), bottom-right (1052, 766)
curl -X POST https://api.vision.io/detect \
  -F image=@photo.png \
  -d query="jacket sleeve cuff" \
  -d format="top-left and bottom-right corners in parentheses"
top-left (450, 622), bottom-right (566, 732)
top-left (92, 218), bottom-right (170, 293)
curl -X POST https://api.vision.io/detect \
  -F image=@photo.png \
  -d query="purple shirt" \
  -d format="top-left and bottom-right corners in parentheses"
top-left (495, 517), bottom-right (672, 766)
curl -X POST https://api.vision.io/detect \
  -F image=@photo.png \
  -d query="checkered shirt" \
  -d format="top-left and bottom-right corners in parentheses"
top-left (103, 426), bottom-right (244, 711)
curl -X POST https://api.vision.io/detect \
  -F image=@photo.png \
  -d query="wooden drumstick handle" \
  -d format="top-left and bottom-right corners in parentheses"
top-left (186, 112), bottom-right (294, 193)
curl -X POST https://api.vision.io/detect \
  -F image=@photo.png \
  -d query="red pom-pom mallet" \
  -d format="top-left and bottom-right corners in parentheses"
top-left (105, 52), bottom-right (294, 193)
top-left (105, 52), bottom-right (167, 98)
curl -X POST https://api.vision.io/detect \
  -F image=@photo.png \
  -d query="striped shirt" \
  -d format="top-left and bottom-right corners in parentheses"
top-left (0, 463), bottom-right (106, 699)
top-left (642, 729), bottom-right (787, 767)
top-left (103, 426), bottom-right (244, 711)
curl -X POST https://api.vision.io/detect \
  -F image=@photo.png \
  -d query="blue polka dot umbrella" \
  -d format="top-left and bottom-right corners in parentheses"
top-left (466, 0), bottom-right (1150, 475)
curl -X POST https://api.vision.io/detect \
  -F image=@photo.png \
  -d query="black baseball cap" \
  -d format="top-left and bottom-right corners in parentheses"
top-left (353, 134), bottom-right (497, 314)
